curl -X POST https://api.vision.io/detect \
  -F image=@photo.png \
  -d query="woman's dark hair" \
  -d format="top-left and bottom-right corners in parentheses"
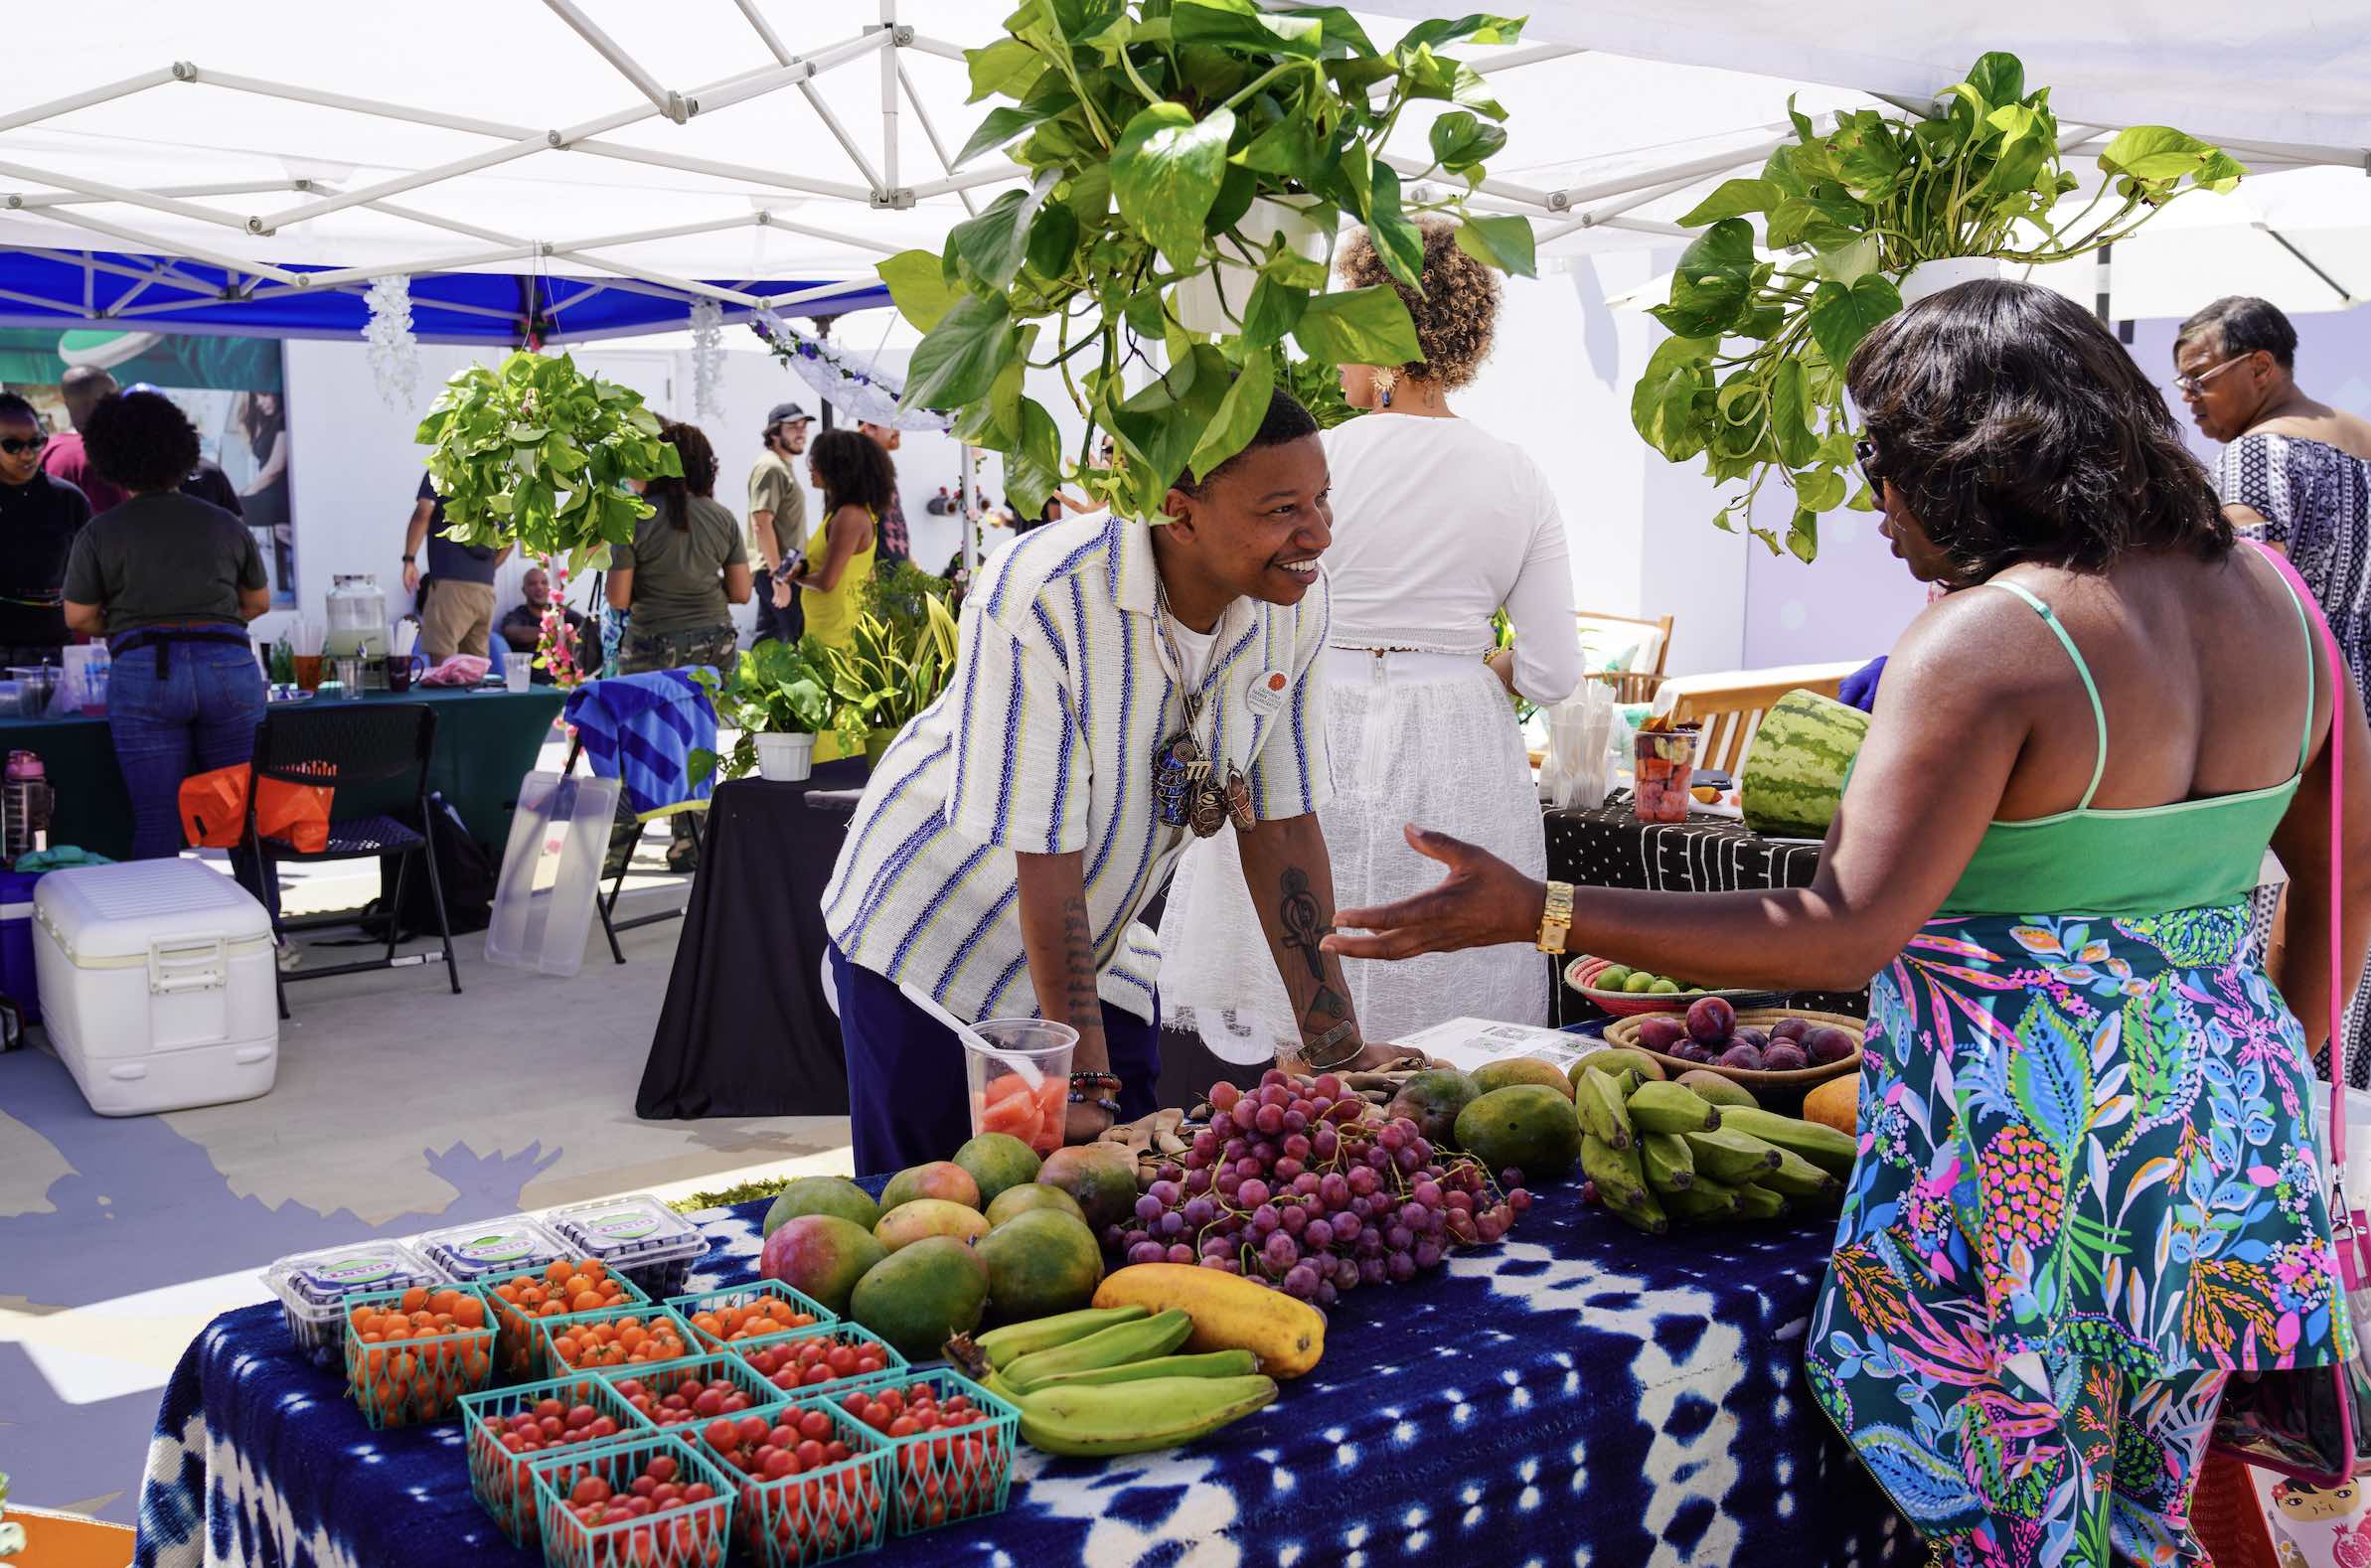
top-left (809, 427), bottom-right (895, 515)
top-left (1846, 279), bottom-right (2230, 579)
top-left (645, 418), bottom-right (718, 530)
top-left (1179, 388), bottom-right (1319, 495)
top-left (2176, 294), bottom-right (2297, 372)
top-left (238, 391), bottom-right (284, 444)
top-left (83, 391), bottom-right (201, 494)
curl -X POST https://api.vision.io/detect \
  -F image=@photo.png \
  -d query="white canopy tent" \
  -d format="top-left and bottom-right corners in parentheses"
top-left (0, 1), bottom-right (2361, 341)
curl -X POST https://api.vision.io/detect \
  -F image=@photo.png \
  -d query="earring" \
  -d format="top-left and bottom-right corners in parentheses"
top-left (1380, 388), bottom-right (1392, 408)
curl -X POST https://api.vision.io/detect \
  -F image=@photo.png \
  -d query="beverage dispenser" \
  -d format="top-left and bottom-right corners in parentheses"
top-left (324, 575), bottom-right (388, 686)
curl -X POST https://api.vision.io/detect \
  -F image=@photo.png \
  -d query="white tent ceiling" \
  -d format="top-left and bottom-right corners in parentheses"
top-left (0, 1), bottom-right (2363, 329)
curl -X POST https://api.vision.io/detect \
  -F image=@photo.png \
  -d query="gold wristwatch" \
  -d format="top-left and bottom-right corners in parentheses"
top-left (1535, 880), bottom-right (1575, 954)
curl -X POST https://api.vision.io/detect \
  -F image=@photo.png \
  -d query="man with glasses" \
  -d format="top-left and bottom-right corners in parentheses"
top-left (2176, 297), bottom-right (2371, 1091)
top-left (0, 392), bottom-right (91, 666)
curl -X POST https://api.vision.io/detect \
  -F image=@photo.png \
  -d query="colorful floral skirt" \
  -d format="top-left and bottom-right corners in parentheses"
top-left (1809, 903), bottom-right (2354, 1559)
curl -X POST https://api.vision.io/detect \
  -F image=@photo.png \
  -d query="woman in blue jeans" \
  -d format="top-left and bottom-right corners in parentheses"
top-left (62, 391), bottom-right (271, 860)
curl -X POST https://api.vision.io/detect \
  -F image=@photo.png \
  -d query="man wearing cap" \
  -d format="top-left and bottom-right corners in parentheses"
top-left (748, 402), bottom-right (812, 644)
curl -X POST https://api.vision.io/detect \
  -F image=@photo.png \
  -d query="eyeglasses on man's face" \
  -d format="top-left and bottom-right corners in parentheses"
top-left (2172, 353), bottom-right (2252, 398)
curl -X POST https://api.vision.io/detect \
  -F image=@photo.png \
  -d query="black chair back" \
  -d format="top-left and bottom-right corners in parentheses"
top-left (248, 703), bottom-right (438, 819)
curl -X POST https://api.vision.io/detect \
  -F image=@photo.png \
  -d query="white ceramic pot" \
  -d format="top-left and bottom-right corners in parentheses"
top-left (1171, 195), bottom-right (1329, 336)
top-left (1895, 256), bottom-right (2000, 306)
top-left (754, 731), bottom-right (815, 783)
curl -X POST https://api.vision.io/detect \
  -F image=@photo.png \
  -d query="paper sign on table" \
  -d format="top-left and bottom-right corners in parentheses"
top-left (1397, 1018), bottom-right (1609, 1074)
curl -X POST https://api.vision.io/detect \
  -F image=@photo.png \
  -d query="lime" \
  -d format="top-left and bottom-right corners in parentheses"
top-left (1648, 978), bottom-right (1681, 995)
top-left (1595, 964), bottom-right (1633, 992)
top-left (1622, 971), bottom-right (1658, 995)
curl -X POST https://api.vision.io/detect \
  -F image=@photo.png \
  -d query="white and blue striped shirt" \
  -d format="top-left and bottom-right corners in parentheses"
top-left (822, 513), bottom-right (1333, 1025)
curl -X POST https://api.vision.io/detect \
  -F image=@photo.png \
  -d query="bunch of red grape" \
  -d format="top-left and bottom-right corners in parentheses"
top-left (1106, 1070), bottom-right (1531, 1305)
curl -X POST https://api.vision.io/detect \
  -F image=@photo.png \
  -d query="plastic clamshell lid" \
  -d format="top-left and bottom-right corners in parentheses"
top-left (264, 1238), bottom-right (442, 1321)
top-left (539, 1193), bottom-right (706, 1264)
top-left (413, 1213), bottom-right (569, 1281)
top-left (35, 860), bottom-right (272, 959)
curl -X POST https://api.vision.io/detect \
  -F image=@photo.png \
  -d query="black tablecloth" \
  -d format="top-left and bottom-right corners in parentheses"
top-left (1544, 798), bottom-right (1869, 1019)
top-left (638, 761), bottom-right (869, 1119)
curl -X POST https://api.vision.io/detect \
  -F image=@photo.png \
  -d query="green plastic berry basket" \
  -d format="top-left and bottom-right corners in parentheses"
top-left (695, 1398), bottom-right (892, 1568)
top-left (530, 1430), bottom-right (735, 1568)
top-left (340, 1283), bottom-right (495, 1431)
top-left (534, 1305), bottom-right (701, 1380)
top-left (822, 1367), bottom-right (1020, 1536)
top-left (459, 1372), bottom-right (654, 1547)
top-left (665, 1280), bottom-right (837, 1354)
top-left (592, 1349), bottom-right (793, 1436)
top-left (725, 1322), bottom-right (906, 1400)
top-left (485, 1267), bottom-right (652, 1381)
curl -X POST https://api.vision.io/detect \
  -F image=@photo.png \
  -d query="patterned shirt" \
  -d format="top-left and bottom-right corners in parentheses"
top-left (2219, 430), bottom-right (2371, 697)
top-left (874, 485), bottom-right (910, 568)
top-left (822, 512), bottom-right (1333, 1025)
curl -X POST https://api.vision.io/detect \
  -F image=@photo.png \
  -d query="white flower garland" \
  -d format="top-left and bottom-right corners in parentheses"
top-left (362, 274), bottom-right (419, 411)
top-left (689, 299), bottom-right (724, 424)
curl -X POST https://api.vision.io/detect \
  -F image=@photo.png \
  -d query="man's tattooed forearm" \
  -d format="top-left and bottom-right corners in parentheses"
top-left (1278, 866), bottom-right (1328, 982)
top-left (1059, 893), bottom-right (1100, 1028)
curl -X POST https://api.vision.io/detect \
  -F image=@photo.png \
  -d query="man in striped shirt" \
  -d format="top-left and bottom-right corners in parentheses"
top-left (823, 390), bottom-right (1395, 1175)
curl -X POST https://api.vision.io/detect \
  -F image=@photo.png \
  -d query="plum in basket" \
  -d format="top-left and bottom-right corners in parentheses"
top-left (1635, 1017), bottom-right (1687, 1053)
top-left (1716, 1043), bottom-right (1765, 1072)
top-left (1767, 1018), bottom-right (1811, 1044)
top-left (1807, 1026), bottom-right (1857, 1065)
top-left (1734, 1026), bottom-right (1769, 1050)
top-left (1762, 1042), bottom-right (1810, 1073)
top-left (1685, 996), bottom-right (1736, 1046)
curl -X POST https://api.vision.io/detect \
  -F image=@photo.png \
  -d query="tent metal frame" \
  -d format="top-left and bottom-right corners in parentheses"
top-left (0, 4), bottom-right (2362, 341)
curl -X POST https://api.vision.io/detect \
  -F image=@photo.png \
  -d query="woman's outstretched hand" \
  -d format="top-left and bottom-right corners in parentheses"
top-left (1323, 826), bottom-right (1548, 961)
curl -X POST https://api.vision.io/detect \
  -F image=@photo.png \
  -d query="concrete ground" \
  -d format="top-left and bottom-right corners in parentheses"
top-left (0, 825), bottom-right (854, 1522)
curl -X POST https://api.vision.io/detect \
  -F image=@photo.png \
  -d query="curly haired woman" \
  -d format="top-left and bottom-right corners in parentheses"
top-left (1158, 219), bottom-right (1583, 1065)
top-left (1322, 281), bottom-right (2371, 1562)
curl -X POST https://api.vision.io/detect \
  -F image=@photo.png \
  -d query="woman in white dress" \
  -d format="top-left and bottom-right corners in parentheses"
top-left (1159, 221), bottom-right (1584, 1062)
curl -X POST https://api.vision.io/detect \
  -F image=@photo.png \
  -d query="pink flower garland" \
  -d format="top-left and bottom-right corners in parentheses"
top-left (534, 555), bottom-right (584, 689)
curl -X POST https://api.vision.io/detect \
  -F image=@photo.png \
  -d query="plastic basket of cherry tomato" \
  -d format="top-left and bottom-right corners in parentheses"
top-left (537, 1307), bottom-right (699, 1378)
top-left (460, 1373), bottom-right (653, 1547)
top-left (692, 1394), bottom-right (891, 1568)
top-left (599, 1352), bottom-right (791, 1434)
top-left (832, 1368), bottom-right (1019, 1536)
top-left (531, 1431), bottom-right (734, 1568)
top-left (486, 1259), bottom-right (653, 1380)
top-left (342, 1283), bottom-right (495, 1430)
top-left (666, 1281), bottom-right (835, 1352)
top-left (729, 1324), bottom-right (904, 1399)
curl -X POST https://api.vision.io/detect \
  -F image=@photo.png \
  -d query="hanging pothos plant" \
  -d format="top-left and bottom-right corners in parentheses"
top-left (417, 350), bottom-right (682, 572)
top-left (879, 0), bottom-right (1535, 522)
top-left (1631, 52), bottom-right (2241, 562)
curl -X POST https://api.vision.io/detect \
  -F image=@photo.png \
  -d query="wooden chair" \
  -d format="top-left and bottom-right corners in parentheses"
top-left (1660, 662), bottom-right (1860, 775)
top-left (1575, 609), bottom-right (1674, 677)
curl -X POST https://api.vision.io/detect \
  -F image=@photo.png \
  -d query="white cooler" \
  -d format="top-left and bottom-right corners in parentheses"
top-left (35, 860), bottom-right (278, 1116)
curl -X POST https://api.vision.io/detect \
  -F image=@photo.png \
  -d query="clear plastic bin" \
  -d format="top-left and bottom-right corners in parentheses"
top-left (263, 1238), bottom-right (444, 1367)
top-left (539, 1193), bottom-right (709, 1299)
top-left (413, 1212), bottom-right (571, 1284)
top-left (484, 770), bottom-right (622, 979)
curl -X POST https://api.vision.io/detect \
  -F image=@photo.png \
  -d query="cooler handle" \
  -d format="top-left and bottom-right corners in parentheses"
top-left (147, 937), bottom-right (227, 995)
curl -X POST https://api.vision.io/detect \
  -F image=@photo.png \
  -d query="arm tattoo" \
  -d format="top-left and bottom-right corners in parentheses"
top-left (1058, 892), bottom-right (1100, 1030)
top-left (1278, 866), bottom-right (1328, 983)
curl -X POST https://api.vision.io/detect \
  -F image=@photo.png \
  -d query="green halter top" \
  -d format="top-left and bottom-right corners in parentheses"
top-left (1935, 573), bottom-right (2314, 918)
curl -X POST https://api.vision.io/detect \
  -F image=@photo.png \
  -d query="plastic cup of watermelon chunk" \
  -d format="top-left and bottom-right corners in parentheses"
top-left (963, 1019), bottom-right (1076, 1155)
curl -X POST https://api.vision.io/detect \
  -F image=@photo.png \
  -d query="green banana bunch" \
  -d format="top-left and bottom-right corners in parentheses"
top-left (1024, 1349), bottom-right (1260, 1391)
top-left (1684, 1127), bottom-right (1783, 1182)
top-left (947, 1305), bottom-right (1147, 1378)
top-left (1584, 1133), bottom-right (1667, 1233)
top-left (1003, 1309), bottom-right (1193, 1394)
top-left (1627, 1080), bottom-right (1723, 1134)
top-left (1575, 1069), bottom-right (1635, 1150)
top-left (1016, 1374), bottom-right (1279, 1457)
top-left (1661, 1181), bottom-right (1744, 1221)
top-left (1716, 1105), bottom-right (1857, 1176)
top-left (1641, 1132), bottom-right (1694, 1193)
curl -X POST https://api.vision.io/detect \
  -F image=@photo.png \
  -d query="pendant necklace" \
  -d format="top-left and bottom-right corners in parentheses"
top-left (1150, 577), bottom-right (1232, 838)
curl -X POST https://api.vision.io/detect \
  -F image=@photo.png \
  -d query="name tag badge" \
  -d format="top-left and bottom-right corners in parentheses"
top-left (1244, 670), bottom-right (1290, 716)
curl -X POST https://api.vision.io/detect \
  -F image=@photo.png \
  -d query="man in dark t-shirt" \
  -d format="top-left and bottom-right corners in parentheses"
top-left (403, 473), bottom-right (508, 659)
top-left (0, 392), bottom-right (91, 662)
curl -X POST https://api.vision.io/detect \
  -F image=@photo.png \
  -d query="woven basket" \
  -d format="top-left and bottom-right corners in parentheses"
top-left (1601, 1007), bottom-right (1863, 1092)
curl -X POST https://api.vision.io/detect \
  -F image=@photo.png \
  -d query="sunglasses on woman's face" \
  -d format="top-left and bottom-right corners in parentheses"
top-left (0, 434), bottom-right (46, 457)
top-left (1854, 438), bottom-right (1884, 498)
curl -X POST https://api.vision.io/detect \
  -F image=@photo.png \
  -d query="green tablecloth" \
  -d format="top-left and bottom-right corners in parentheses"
top-left (0, 687), bottom-right (563, 860)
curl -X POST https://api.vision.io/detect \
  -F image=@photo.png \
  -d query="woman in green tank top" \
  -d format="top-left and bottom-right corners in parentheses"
top-left (1326, 282), bottom-right (2371, 1563)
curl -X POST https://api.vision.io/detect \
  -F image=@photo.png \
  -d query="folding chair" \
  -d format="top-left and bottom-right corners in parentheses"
top-left (561, 671), bottom-right (718, 966)
top-left (238, 702), bottom-right (460, 1019)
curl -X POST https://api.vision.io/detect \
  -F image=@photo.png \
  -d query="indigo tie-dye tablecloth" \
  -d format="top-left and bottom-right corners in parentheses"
top-left (135, 1189), bottom-right (1913, 1567)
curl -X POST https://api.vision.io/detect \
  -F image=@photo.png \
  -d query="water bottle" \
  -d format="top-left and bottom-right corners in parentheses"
top-left (4, 750), bottom-right (52, 862)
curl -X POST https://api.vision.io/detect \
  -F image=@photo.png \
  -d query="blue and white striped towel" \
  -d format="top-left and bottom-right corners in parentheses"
top-left (562, 670), bottom-right (718, 817)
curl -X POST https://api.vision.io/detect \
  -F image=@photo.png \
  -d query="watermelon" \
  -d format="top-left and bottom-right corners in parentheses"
top-left (1740, 689), bottom-right (1870, 839)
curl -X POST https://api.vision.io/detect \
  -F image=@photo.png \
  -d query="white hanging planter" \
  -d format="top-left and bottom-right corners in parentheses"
top-left (754, 731), bottom-right (816, 783)
top-left (1895, 256), bottom-right (2001, 306)
top-left (1171, 196), bottom-right (1329, 336)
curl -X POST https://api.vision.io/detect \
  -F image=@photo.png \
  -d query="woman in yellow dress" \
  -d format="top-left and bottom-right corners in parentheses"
top-left (779, 426), bottom-right (892, 757)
